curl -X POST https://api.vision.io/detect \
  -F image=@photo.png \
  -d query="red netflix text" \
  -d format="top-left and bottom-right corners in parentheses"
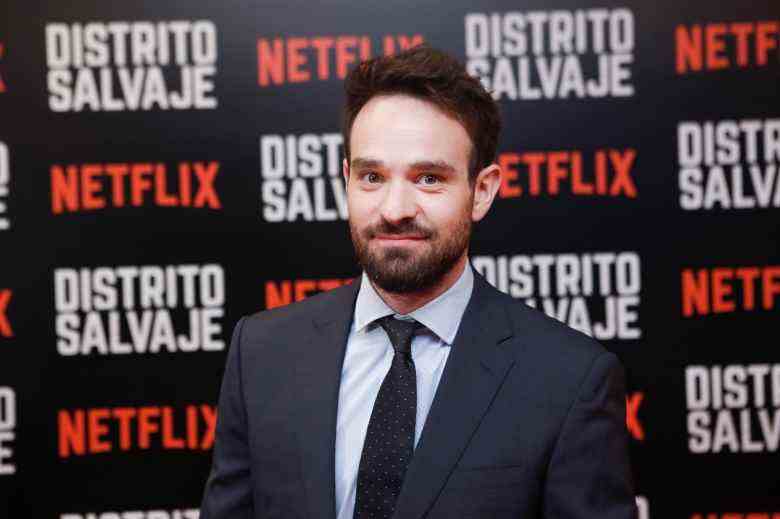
top-left (676, 21), bottom-right (779, 74)
top-left (257, 34), bottom-right (424, 86)
top-left (498, 149), bottom-right (637, 198)
top-left (626, 392), bottom-right (644, 441)
top-left (58, 404), bottom-right (216, 458)
top-left (682, 266), bottom-right (780, 317)
top-left (51, 161), bottom-right (221, 214)
top-left (0, 290), bottom-right (11, 338)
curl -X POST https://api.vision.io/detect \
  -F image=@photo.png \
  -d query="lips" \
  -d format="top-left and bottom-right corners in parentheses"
top-left (373, 234), bottom-right (428, 246)
top-left (374, 234), bottom-right (425, 240)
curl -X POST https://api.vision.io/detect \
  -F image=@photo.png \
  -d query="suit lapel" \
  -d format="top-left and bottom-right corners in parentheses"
top-left (294, 276), bottom-right (361, 519)
top-left (392, 270), bottom-right (518, 519)
top-left (291, 268), bottom-right (518, 519)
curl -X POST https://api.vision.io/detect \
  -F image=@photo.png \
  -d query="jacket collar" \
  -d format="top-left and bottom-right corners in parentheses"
top-left (352, 261), bottom-right (474, 345)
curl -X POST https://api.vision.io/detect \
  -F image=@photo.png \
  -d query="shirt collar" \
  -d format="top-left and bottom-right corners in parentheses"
top-left (353, 260), bottom-right (474, 345)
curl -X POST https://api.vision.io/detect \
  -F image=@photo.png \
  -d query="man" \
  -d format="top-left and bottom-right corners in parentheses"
top-left (201, 46), bottom-right (637, 519)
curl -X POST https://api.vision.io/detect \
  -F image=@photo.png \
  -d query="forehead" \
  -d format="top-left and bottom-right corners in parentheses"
top-left (350, 94), bottom-right (471, 172)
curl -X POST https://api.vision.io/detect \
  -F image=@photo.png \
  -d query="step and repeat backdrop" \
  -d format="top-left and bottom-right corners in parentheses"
top-left (1, 0), bottom-right (779, 517)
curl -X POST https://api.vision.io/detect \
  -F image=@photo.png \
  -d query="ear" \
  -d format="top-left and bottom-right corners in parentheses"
top-left (471, 163), bottom-right (501, 222)
top-left (342, 158), bottom-right (350, 186)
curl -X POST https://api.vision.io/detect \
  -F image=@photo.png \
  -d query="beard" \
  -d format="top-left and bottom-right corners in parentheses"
top-left (350, 210), bottom-right (472, 294)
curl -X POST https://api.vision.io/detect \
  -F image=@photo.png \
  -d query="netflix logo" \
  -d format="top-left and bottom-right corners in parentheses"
top-left (58, 404), bottom-right (216, 458)
top-left (682, 265), bottom-right (780, 317)
top-left (676, 21), bottom-right (779, 74)
top-left (0, 289), bottom-right (12, 338)
top-left (51, 161), bottom-right (221, 214)
top-left (498, 148), bottom-right (637, 199)
top-left (626, 392), bottom-right (644, 441)
top-left (257, 34), bottom-right (423, 86)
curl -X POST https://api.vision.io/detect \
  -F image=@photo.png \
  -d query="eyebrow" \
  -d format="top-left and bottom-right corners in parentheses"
top-left (350, 157), bottom-right (456, 174)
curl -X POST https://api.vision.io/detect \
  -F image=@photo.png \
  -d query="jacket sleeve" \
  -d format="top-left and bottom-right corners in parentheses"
top-left (200, 316), bottom-right (253, 519)
top-left (543, 351), bottom-right (638, 519)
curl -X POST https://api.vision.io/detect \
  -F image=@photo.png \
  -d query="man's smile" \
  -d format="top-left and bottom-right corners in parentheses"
top-left (373, 234), bottom-right (428, 245)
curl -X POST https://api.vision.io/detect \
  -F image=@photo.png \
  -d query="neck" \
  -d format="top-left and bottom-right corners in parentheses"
top-left (370, 253), bottom-right (469, 315)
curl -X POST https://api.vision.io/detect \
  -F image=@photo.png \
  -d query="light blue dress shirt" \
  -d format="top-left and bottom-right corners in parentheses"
top-left (334, 261), bottom-right (474, 519)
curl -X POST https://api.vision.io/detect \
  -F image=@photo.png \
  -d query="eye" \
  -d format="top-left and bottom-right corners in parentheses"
top-left (361, 171), bottom-right (381, 183)
top-left (418, 174), bottom-right (440, 185)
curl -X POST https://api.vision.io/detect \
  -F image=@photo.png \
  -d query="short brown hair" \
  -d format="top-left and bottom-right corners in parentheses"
top-left (342, 45), bottom-right (501, 182)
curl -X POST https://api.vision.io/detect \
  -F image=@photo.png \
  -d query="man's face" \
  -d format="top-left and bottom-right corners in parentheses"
top-left (344, 94), bottom-right (476, 294)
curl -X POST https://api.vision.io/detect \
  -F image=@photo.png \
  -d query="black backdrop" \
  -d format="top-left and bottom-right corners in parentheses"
top-left (1, 1), bottom-right (779, 517)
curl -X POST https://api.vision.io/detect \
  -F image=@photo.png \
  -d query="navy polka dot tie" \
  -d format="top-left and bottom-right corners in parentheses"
top-left (353, 316), bottom-right (423, 519)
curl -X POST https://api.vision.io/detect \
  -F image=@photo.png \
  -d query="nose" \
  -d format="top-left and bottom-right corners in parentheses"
top-left (379, 177), bottom-right (418, 223)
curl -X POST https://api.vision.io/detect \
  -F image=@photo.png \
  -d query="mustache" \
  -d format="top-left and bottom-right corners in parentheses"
top-left (365, 219), bottom-right (434, 239)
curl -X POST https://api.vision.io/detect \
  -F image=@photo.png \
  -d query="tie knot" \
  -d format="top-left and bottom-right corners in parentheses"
top-left (377, 316), bottom-right (422, 356)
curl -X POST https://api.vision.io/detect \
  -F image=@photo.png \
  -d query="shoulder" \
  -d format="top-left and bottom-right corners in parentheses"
top-left (236, 278), bottom-right (358, 340)
top-left (477, 274), bottom-right (614, 381)
top-left (484, 281), bottom-right (624, 406)
top-left (225, 279), bottom-right (358, 375)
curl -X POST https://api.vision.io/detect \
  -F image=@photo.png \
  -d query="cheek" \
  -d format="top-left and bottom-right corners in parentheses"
top-left (429, 188), bottom-right (472, 216)
top-left (346, 189), bottom-right (377, 222)
top-left (423, 198), bottom-right (470, 229)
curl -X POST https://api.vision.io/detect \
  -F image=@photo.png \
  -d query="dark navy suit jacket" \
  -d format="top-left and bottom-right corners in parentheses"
top-left (200, 267), bottom-right (637, 518)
